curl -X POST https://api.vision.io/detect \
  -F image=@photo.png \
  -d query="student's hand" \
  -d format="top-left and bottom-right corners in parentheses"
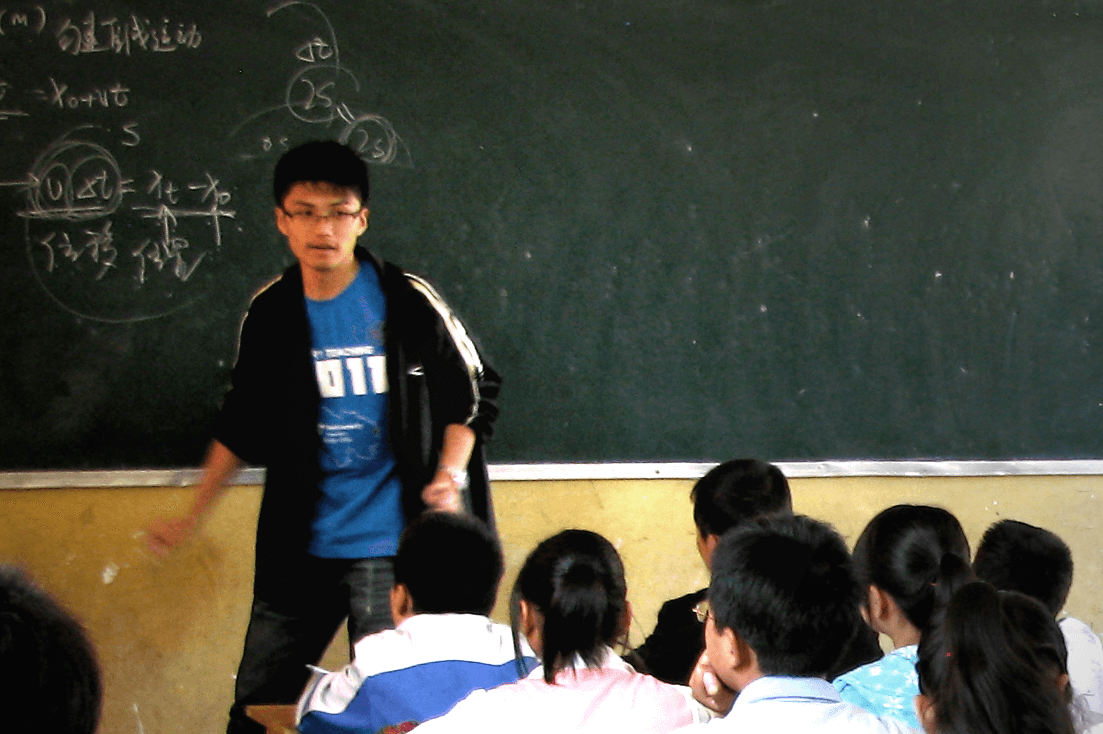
top-left (145, 514), bottom-right (199, 557)
top-left (689, 651), bottom-right (736, 715)
top-left (421, 470), bottom-right (462, 513)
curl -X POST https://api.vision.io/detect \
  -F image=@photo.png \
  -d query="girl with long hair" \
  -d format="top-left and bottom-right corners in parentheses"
top-left (915, 581), bottom-right (1076, 734)
top-left (415, 529), bottom-right (711, 732)
top-left (832, 504), bottom-right (974, 728)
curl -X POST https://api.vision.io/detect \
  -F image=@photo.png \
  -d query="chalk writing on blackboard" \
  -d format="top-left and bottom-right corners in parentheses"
top-left (9, 127), bottom-right (237, 322)
top-left (0, 5), bottom-right (47, 36)
top-left (233, 1), bottom-right (410, 166)
top-left (0, 5), bottom-right (202, 53)
top-left (54, 11), bottom-right (201, 56)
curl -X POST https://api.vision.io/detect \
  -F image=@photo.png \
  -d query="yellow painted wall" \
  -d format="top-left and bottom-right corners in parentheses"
top-left (2, 475), bottom-right (1101, 733)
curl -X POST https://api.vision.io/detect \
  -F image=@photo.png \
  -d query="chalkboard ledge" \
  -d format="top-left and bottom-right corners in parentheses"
top-left (3, 462), bottom-right (1103, 489)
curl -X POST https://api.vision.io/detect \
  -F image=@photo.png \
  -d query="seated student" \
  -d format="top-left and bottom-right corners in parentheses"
top-left (415, 529), bottom-right (713, 733)
top-left (297, 512), bottom-right (537, 734)
top-left (833, 505), bottom-right (974, 729)
top-left (674, 515), bottom-right (916, 734)
top-left (915, 581), bottom-right (1076, 734)
top-left (973, 518), bottom-right (1103, 728)
top-left (635, 459), bottom-right (880, 685)
top-left (0, 564), bottom-right (102, 734)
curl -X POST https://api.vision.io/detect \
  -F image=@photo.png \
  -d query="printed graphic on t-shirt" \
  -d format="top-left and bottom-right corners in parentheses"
top-left (318, 407), bottom-right (382, 468)
top-left (314, 347), bottom-right (389, 398)
top-left (311, 345), bottom-right (389, 472)
top-left (304, 265), bottom-right (403, 559)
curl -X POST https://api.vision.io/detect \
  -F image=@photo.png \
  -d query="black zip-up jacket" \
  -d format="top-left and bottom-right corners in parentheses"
top-left (214, 247), bottom-right (500, 601)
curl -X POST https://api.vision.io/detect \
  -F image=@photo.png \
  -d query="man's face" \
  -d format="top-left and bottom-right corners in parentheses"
top-left (275, 182), bottom-right (368, 276)
top-left (703, 606), bottom-right (743, 694)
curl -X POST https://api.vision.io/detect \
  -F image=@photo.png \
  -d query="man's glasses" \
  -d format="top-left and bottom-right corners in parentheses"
top-left (693, 599), bottom-right (711, 624)
top-left (281, 208), bottom-right (363, 226)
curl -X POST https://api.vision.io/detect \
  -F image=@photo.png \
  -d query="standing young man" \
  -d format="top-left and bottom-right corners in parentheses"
top-left (147, 140), bottom-right (501, 734)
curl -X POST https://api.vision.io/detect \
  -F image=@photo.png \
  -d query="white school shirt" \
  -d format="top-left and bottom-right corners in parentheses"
top-left (415, 647), bottom-right (712, 734)
top-left (673, 675), bottom-right (920, 734)
top-left (1062, 616), bottom-right (1103, 730)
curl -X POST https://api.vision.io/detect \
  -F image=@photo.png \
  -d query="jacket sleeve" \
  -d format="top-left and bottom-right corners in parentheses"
top-left (211, 302), bottom-right (270, 466)
top-left (404, 273), bottom-right (501, 442)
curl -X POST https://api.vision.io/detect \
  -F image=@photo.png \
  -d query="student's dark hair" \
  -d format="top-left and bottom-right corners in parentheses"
top-left (272, 140), bottom-right (371, 207)
top-left (852, 504), bottom-right (974, 631)
top-left (393, 511), bottom-right (503, 616)
top-left (708, 514), bottom-right (863, 677)
top-left (973, 519), bottom-right (1073, 617)
top-left (0, 565), bottom-right (102, 734)
top-left (917, 582), bottom-right (1075, 734)
top-left (510, 529), bottom-right (627, 684)
top-left (691, 459), bottom-right (793, 539)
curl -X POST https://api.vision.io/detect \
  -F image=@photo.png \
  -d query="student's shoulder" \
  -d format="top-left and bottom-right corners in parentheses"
top-left (1062, 617), bottom-right (1103, 654)
top-left (351, 616), bottom-right (526, 677)
top-left (832, 700), bottom-right (921, 734)
top-left (658, 588), bottom-right (708, 617)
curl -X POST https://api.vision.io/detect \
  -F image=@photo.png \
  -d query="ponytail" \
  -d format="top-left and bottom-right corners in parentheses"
top-left (511, 530), bottom-right (627, 683)
top-left (851, 505), bottom-right (973, 631)
top-left (917, 582), bottom-right (1075, 734)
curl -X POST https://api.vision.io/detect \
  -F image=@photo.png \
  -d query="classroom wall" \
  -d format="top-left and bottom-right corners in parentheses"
top-left (1, 475), bottom-right (1101, 734)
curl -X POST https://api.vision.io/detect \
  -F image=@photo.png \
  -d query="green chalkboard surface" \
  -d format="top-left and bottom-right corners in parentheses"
top-left (2, 0), bottom-right (1103, 469)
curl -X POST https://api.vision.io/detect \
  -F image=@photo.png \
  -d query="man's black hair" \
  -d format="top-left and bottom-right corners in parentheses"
top-left (393, 511), bottom-right (504, 616)
top-left (272, 140), bottom-right (371, 207)
top-left (0, 565), bottom-right (102, 734)
top-left (708, 514), bottom-right (862, 677)
top-left (691, 459), bottom-right (792, 539)
top-left (973, 519), bottom-right (1073, 617)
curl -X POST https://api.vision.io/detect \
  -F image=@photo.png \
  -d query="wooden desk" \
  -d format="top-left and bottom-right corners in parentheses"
top-left (245, 705), bottom-right (299, 734)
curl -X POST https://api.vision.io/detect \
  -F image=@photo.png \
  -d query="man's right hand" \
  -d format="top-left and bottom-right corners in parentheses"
top-left (145, 515), bottom-right (199, 557)
top-left (689, 651), bottom-right (736, 715)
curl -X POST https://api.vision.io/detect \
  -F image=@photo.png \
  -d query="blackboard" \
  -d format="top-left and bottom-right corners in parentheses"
top-left (3, 0), bottom-right (1103, 469)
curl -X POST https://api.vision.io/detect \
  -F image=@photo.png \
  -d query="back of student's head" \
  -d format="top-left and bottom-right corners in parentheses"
top-left (691, 459), bottom-right (793, 539)
top-left (511, 529), bottom-right (627, 684)
top-left (0, 565), bottom-right (102, 734)
top-left (973, 519), bottom-right (1073, 617)
top-left (393, 511), bottom-right (503, 616)
top-left (852, 504), bottom-right (974, 630)
top-left (916, 581), bottom-right (1074, 734)
top-left (272, 140), bottom-right (371, 207)
top-left (709, 514), bottom-right (862, 677)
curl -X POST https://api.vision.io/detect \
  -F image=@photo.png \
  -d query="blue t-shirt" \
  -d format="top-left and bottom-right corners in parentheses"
top-left (305, 265), bottom-right (403, 558)
top-left (833, 644), bottom-right (920, 730)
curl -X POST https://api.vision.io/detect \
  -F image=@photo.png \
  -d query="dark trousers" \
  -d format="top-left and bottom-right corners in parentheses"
top-left (226, 556), bottom-right (395, 734)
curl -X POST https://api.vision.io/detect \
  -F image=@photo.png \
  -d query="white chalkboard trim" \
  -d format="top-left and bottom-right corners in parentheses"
top-left (3, 461), bottom-right (1103, 489)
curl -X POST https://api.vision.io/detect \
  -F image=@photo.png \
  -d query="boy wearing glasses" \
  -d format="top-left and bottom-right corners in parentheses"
top-left (674, 516), bottom-right (913, 734)
top-left (147, 140), bottom-right (500, 734)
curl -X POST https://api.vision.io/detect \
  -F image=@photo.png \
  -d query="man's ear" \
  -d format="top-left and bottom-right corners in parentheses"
top-left (698, 532), bottom-right (722, 571)
top-left (728, 628), bottom-right (759, 674)
top-left (914, 693), bottom-right (938, 734)
top-left (390, 583), bottom-right (415, 625)
top-left (275, 206), bottom-right (291, 238)
top-left (353, 206), bottom-right (370, 237)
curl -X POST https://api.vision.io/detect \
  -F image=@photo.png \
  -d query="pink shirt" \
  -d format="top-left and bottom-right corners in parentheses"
top-left (415, 648), bottom-right (711, 733)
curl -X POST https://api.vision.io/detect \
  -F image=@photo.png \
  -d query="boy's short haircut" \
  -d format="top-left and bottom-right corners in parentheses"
top-left (272, 140), bottom-right (371, 207)
top-left (709, 514), bottom-right (862, 677)
top-left (0, 565), bottom-right (102, 734)
top-left (691, 459), bottom-right (793, 539)
top-left (973, 519), bottom-right (1073, 616)
top-left (393, 511), bottom-right (504, 616)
